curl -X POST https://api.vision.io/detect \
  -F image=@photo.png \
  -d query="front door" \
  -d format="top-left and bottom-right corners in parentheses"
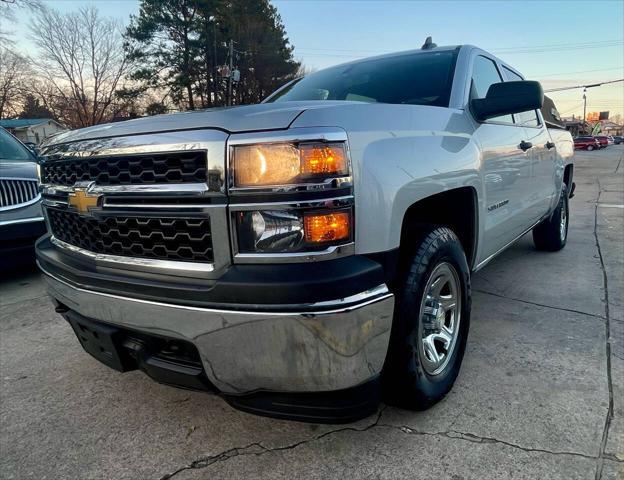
top-left (469, 55), bottom-right (533, 261)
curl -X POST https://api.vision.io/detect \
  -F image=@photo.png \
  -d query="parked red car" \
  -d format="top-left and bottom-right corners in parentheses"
top-left (574, 136), bottom-right (601, 151)
top-left (594, 136), bottom-right (609, 148)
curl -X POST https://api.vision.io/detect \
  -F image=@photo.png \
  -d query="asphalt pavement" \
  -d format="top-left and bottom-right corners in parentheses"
top-left (1, 146), bottom-right (622, 480)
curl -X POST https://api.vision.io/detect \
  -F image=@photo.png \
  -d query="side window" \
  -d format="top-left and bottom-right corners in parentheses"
top-left (470, 56), bottom-right (513, 124)
top-left (502, 66), bottom-right (540, 127)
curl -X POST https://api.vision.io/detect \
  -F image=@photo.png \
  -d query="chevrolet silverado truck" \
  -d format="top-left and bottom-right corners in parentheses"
top-left (36, 44), bottom-right (574, 423)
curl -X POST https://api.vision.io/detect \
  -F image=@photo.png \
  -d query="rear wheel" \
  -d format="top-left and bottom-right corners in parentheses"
top-left (383, 227), bottom-right (471, 410)
top-left (532, 184), bottom-right (569, 251)
top-left (587, 145), bottom-right (594, 151)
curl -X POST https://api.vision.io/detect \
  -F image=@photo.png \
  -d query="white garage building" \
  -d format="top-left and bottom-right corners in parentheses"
top-left (0, 118), bottom-right (67, 146)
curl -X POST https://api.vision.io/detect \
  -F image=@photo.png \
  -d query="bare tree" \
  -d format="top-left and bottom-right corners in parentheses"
top-left (28, 5), bottom-right (131, 128)
top-left (0, 0), bottom-right (42, 44)
top-left (0, 47), bottom-right (31, 118)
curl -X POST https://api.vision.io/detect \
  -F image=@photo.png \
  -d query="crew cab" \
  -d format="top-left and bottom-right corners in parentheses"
top-left (36, 44), bottom-right (574, 423)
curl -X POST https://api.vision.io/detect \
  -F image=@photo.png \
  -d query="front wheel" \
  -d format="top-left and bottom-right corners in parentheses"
top-left (383, 227), bottom-right (471, 410)
top-left (587, 145), bottom-right (594, 151)
top-left (532, 184), bottom-right (569, 251)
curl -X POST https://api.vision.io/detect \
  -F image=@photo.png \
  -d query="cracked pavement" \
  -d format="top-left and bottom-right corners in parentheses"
top-left (1, 146), bottom-right (623, 479)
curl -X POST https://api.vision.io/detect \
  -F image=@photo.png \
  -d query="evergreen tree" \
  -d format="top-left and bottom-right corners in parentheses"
top-left (124, 0), bottom-right (299, 109)
top-left (218, 0), bottom-right (299, 105)
top-left (19, 94), bottom-right (54, 119)
top-left (125, 0), bottom-right (203, 110)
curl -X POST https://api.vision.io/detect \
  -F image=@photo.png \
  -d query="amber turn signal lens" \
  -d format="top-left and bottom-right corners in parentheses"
top-left (300, 144), bottom-right (348, 176)
top-left (304, 211), bottom-right (351, 243)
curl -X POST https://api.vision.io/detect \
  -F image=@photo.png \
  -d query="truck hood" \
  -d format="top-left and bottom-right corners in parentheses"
top-left (46, 101), bottom-right (360, 146)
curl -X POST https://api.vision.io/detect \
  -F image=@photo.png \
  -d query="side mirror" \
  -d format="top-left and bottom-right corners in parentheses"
top-left (471, 80), bottom-right (543, 122)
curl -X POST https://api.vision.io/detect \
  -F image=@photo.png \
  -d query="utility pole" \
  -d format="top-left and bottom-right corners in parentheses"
top-left (582, 88), bottom-right (587, 134)
top-left (210, 16), bottom-right (217, 106)
top-left (227, 39), bottom-right (234, 106)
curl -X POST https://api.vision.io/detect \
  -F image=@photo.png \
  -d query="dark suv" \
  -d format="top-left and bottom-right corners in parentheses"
top-left (0, 127), bottom-right (46, 269)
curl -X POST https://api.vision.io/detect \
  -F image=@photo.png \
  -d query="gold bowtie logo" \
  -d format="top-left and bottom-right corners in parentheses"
top-left (68, 187), bottom-right (100, 214)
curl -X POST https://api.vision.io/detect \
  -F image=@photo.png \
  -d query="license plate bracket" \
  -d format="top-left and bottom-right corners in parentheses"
top-left (66, 312), bottom-right (132, 372)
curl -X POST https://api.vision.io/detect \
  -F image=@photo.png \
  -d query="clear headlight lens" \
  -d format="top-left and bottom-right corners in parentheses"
top-left (232, 142), bottom-right (348, 187)
top-left (236, 208), bottom-right (352, 253)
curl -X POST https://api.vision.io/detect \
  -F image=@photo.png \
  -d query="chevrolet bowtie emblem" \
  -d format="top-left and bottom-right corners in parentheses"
top-left (68, 184), bottom-right (100, 214)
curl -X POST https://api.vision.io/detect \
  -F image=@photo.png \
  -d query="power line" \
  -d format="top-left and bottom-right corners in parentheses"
top-left (491, 40), bottom-right (623, 55)
top-left (492, 39), bottom-right (623, 52)
top-left (293, 39), bottom-right (624, 58)
top-left (545, 79), bottom-right (624, 93)
top-left (536, 67), bottom-right (624, 78)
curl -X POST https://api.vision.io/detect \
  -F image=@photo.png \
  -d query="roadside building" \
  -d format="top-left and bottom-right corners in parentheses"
top-left (0, 118), bottom-right (67, 145)
top-left (597, 120), bottom-right (623, 136)
top-left (562, 116), bottom-right (589, 136)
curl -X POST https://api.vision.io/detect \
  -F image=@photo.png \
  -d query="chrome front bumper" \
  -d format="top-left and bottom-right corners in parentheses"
top-left (42, 269), bottom-right (394, 394)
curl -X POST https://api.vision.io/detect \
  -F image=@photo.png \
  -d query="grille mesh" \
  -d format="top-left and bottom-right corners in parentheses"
top-left (42, 151), bottom-right (207, 186)
top-left (0, 179), bottom-right (39, 208)
top-left (47, 209), bottom-right (213, 263)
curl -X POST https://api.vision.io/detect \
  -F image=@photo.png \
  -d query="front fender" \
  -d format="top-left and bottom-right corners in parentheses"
top-left (292, 103), bottom-right (482, 254)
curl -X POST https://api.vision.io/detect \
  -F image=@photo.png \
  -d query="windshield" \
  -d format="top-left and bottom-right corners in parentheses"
top-left (0, 128), bottom-right (34, 162)
top-left (268, 49), bottom-right (458, 107)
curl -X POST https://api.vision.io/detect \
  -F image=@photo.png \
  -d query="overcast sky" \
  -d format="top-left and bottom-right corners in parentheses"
top-left (7, 0), bottom-right (624, 118)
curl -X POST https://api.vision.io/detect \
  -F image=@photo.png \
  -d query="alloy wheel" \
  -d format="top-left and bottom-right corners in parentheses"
top-left (417, 262), bottom-right (462, 376)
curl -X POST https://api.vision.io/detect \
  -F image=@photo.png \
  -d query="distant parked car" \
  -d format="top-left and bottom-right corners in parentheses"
top-left (574, 136), bottom-right (600, 150)
top-left (594, 136), bottom-right (609, 149)
top-left (0, 127), bottom-right (46, 270)
top-left (606, 136), bottom-right (615, 145)
top-left (613, 136), bottom-right (623, 145)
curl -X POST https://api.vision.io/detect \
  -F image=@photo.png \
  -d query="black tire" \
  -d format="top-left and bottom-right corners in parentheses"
top-left (532, 184), bottom-right (569, 252)
top-left (382, 226), bottom-right (471, 410)
top-left (587, 145), bottom-right (594, 151)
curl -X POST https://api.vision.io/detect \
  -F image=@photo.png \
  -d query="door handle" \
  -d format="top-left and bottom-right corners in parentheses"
top-left (519, 141), bottom-right (533, 151)
top-left (545, 141), bottom-right (556, 150)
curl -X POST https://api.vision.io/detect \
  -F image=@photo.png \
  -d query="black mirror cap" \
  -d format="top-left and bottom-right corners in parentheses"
top-left (471, 80), bottom-right (544, 122)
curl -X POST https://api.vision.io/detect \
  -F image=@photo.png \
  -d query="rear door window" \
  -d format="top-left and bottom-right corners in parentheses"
top-left (502, 66), bottom-right (541, 127)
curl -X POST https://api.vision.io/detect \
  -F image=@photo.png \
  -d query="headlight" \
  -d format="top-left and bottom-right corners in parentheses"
top-left (232, 142), bottom-right (349, 187)
top-left (236, 208), bottom-right (353, 253)
top-left (36, 163), bottom-right (43, 185)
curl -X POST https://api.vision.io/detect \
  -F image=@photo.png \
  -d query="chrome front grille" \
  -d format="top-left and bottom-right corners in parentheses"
top-left (0, 178), bottom-right (40, 210)
top-left (47, 209), bottom-right (214, 263)
top-left (38, 130), bottom-right (231, 277)
top-left (41, 151), bottom-right (208, 186)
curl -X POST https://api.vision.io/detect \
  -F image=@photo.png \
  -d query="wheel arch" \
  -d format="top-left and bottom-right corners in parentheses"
top-left (563, 163), bottom-right (574, 194)
top-left (399, 187), bottom-right (479, 270)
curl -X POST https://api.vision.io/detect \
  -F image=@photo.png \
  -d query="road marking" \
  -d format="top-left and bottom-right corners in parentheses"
top-left (597, 204), bottom-right (624, 209)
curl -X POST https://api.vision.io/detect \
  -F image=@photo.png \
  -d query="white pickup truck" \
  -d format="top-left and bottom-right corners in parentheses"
top-left (36, 43), bottom-right (574, 423)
